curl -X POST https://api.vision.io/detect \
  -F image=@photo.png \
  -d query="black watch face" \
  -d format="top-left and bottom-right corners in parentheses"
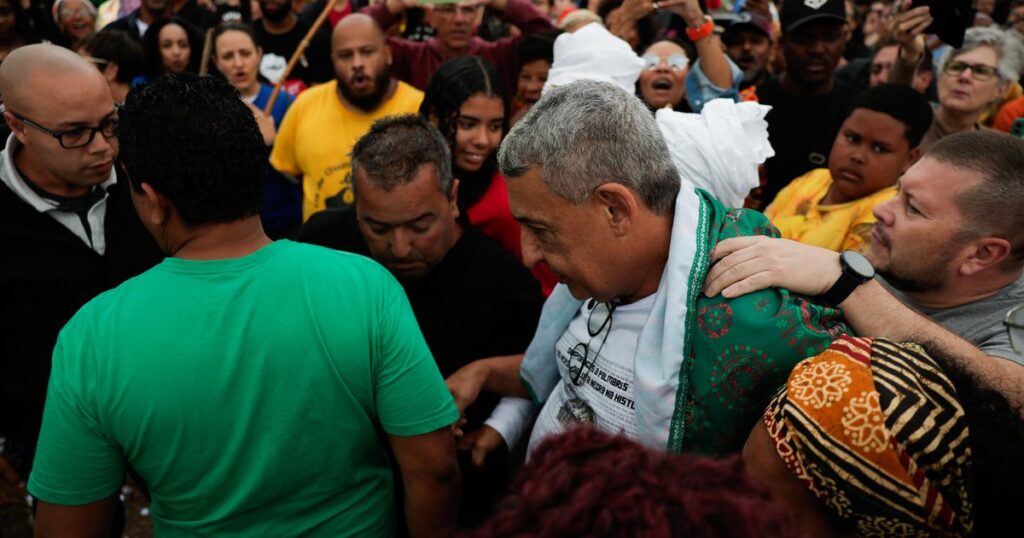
top-left (843, 251), bottom-right (875, 280)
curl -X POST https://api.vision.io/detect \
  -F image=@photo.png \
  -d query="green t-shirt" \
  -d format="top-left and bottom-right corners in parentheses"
top-left (28, 240), bottom-right (459, 536)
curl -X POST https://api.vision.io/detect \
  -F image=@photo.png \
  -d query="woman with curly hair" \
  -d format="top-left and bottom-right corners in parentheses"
top-left (420, 55), bottom-right (556, 293)
top-left (471, 427), bottom-right (797, 537)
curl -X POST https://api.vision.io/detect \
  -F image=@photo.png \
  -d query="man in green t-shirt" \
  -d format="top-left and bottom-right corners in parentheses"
top-left (28, 74), bottom-right (461, 537)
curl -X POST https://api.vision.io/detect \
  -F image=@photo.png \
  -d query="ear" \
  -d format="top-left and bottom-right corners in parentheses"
top-left (997, 81), bottom-right (1012, 103)
top-left (98, 62), bottom-right (117, 82)
top-left (902, 147), bottom-right (922, 172)
top-left (384, 41), bottom-right (392, 66)
top-left (448, 178), bottom-right (460, 219)
top-left (4, 111), bottom-right (29, 144)
top-left (137, 182), bottom-right (172, 227)
top-left (959, 236), bottom-right (1013, 276)
top-left (592, 183), bottom-right (639, 237)
top-left (915, 70), bottom-right (933, 91)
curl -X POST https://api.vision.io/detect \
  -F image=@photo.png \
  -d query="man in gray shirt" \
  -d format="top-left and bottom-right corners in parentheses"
top-left (885, 277), bottom-right (1024, 365)
top-left (705, 130), bottom-right (1024, 399)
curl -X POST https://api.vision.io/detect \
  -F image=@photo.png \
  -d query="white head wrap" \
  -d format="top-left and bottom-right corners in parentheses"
top-left (655, 99), bottom-right (774, 208)
top-left (543, 23), bottom-right (644, 96)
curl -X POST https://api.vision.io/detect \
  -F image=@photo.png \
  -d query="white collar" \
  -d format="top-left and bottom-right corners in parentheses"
top-left (0, 133), bottom-right (116, 214)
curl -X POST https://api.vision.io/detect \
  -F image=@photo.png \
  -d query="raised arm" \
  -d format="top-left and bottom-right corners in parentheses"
top-left (888, 1), bottom-right (933, 86)
top-left (490, 0), bottom-right (554, 34)
top-left (663, 0), bottom-right (732, 90)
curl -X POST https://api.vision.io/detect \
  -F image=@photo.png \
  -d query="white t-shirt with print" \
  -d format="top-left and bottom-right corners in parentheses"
top-left (527, 294), bottom-right (656, 455)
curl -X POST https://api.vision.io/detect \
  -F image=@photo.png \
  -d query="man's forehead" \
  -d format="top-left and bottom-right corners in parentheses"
top-left (903, 157), bottom-right (977, 202)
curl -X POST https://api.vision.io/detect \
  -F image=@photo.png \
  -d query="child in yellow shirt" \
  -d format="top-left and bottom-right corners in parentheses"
top-left (766, 84), bottom-right (933, 254)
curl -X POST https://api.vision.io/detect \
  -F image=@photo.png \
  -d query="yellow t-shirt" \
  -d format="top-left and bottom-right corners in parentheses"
top-left (764, 168), bottom-right (896, 254)
top-left (270, 80), bottom-right (424, 220)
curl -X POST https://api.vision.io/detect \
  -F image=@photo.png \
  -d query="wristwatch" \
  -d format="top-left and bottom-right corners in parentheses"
top-left (818, 251), bottom-right (875, 307)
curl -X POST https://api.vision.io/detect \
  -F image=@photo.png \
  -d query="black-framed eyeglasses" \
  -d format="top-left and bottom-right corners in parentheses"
top-left (943, 60), bottom-right (1000, 82)
top-left (1005, 304), bottom-right (1024, 353)
top-left (8, 110), bottom-right (118, 149)
top-left (568, 300), bottom-right (617, 386)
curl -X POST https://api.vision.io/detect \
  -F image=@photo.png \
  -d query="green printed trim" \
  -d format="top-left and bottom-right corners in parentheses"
top-left (520, 374), bottom-right (543, 407)
top-left (667, 189), bottom-right (713, 453)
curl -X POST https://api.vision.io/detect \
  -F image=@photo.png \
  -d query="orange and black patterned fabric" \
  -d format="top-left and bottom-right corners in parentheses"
top-left (764, 336), bottom-right (974, 537)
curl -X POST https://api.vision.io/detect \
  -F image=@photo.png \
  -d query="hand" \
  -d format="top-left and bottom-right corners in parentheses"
top-left (618, 0), bottom-right (654, 22)
top-left (891, 0), bottom-right (932, 63)
top-left (703, 236), bottom-right (842, 299)
top-left (659, 0), bottom-right (703, 26)
top-left (246, 102), bottom-right (276, 146)
top-left (743, 0), bottom-right (770, 18)
top-left (384, 0), bottom-right (420, 15)
top-left (445, 361), bottom-right (487, 414)
top-left (457, 425), bottom-right (506, 467)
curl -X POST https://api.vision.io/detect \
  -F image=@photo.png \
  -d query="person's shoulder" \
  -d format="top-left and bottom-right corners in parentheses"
top-left (391, 80), bottom-right (425, 106)
top-left (297, 207), bottom-right (367, 254)
top-left (696, 190), bottom-right (780, 242)
top-left (785, 168), bottom-right (833, 193)
top-left (289, 81), bottom-right (337, 110)
top-left (461, 226), bottom-right (537, 283)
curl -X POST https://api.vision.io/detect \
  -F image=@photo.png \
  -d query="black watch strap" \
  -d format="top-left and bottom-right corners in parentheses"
top-left (818, 251), bottom-right (875, 308)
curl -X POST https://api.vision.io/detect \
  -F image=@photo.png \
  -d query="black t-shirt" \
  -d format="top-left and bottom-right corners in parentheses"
top-left (297, 207), bottom-right (544, 427)
top-left (757, 76), bottom-right (858, 205)
top-left (300, 207), bottom-right (545, 526)
top-left (253, 18), bottom-right (334, 86)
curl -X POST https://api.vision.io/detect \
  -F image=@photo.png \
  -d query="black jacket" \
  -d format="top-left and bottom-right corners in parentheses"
top-left (0, 179), bottom-right (163, 473)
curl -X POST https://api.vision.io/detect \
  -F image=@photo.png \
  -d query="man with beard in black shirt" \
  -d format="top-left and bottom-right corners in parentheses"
top-left (254, 0), bottom-right (333, 92)
top-left (298, 114), bottom-right (544, 525)
top-left (752, 0), bottom-right (857, 209)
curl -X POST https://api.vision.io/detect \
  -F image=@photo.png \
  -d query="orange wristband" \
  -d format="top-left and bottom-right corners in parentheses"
top-left (686, 16), bottom-right (714, 42)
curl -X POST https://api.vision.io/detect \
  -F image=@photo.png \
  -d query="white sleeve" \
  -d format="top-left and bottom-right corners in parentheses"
top-left (483, 396), bottom-right (537, 450)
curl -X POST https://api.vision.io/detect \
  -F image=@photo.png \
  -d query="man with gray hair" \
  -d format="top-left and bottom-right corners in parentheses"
top-left (447, 80), bottom-right (849, 456)
top-left (298, 114), bottom-right (543, 523)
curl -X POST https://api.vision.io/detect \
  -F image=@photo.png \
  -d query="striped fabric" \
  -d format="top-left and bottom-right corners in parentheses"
top-left (764, 336), bottom-right (973, 537)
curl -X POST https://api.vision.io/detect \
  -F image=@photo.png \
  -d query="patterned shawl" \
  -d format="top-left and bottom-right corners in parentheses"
top-left (764, 336), bottom-right (974, 537)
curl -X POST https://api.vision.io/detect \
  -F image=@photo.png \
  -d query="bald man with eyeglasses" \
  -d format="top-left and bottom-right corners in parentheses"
top-left (0, 44), bottom-right (162, 489)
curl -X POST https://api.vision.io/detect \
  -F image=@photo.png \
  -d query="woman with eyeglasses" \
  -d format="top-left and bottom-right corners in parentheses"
top-left (608, 0), bottom-right (739, 114)
top-left (637, 38), bottom-right (690, 112)
top-left (212, 21), bottom-right (300, 238)
top-left (51, 0), bottom-right (96, 50)
top-left (892, 6), bottom-right (1024, 150)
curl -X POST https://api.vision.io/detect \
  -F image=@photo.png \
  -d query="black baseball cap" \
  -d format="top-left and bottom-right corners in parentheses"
top-left (779, 0), bottom-right (847, 33)
top-left (719, 11), bottom-right (774, 40)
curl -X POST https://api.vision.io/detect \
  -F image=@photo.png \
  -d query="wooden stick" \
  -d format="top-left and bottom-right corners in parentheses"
top-left (198, 28), bottom-right (214, 76)
top-left (263, 0), bottom-right (339, 114)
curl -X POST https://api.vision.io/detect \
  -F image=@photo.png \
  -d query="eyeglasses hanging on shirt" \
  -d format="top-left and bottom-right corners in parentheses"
top-left (569, 299), bottom-right (619, 387)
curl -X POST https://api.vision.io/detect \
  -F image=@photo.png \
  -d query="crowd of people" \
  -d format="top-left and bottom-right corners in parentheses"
top-left (1, 0), bottom-right (1023, 536)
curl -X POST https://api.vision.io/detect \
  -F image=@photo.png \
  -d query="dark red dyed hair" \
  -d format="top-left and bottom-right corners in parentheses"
top-left (468, 428), bottom-right (796, 538)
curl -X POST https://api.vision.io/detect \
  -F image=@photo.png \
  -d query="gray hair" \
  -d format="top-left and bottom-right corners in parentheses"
top-left (497, 80), bottom-right (680, 214)
top-left (940, 26), bottom-right (1024, 84)
top-left (351, 114), bottom-right (454, 194)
